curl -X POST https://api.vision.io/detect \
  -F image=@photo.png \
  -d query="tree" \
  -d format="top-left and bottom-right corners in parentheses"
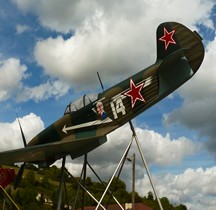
top-left (25, 170), bottom-right (36, 187)
top-left (41, 176), bottom-right (50, 189)
top-left (147, 191), bottom-right (154, 200)
top-left (160, 197), bottom-right (174, 210)
top-left (175, 204), bottom-right (187, 210)
top-left (15, 188), bottom-right (38, 209)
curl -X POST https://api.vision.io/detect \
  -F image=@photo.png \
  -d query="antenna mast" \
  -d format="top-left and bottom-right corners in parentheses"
top-left (97, 72), bottom-right (104, 91)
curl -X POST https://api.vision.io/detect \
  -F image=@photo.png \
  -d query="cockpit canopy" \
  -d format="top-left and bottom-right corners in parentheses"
top-left (64, 93), bottom-right (98, 114)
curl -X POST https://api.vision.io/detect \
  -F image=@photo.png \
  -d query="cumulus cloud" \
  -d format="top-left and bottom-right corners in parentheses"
top-left (164, 35), bottom-right (216, 156)
top-left (16, 24), bottom-right (30, 34)
top-left (17, 80), bottom-right (70, 102)
top-left (33, 21), bottom-right (151, 88)
top-left (30, 0), bottom-right (215, 88)
top-left (13, 0), bottom-right (98, 33)
top-left (0, 57), bottom-right (70, 102)
top-left (0, 58), bottom-right (27, 101)
top-left (137, 166), bottom-right (216, 210)
top-left (135, 129), bottom-right (199, 166)
top-left (0, 113), bottom-right (44, 151)
top-left (14, 0), bottom-right (214, 33)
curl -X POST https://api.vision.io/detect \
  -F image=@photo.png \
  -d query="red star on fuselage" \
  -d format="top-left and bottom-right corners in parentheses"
top-left (159, 27), bottom-right (176, 50)
top-left (124, 78), bottom-right (145, 108)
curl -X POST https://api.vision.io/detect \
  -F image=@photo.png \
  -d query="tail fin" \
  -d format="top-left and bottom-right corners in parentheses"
top-left (156, 22), bottom-right (204, 74)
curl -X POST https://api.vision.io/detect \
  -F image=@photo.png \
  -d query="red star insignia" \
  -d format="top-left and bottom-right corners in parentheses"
top-left (159, 27), bottom-right (176, 50)
top-left (124, 78), bottom-right (145, 108)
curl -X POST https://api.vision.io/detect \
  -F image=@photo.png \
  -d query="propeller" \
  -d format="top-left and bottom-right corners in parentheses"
top-left (16, 113), bottom-right (27, 147)
top-left (14, 162), bottom-right (26, 189)
top-left (14, 114), bottom-right (27, 189)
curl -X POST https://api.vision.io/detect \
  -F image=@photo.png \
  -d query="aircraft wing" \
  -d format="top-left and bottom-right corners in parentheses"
top-left (0, 136), bottom-right (107, 165)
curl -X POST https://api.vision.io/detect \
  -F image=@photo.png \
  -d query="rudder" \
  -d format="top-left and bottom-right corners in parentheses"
top-left (156, 22), bottom-right (204, 74)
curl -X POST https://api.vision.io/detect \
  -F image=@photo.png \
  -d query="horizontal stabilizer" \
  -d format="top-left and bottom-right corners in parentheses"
top-left (158, 48), bottom-right (189, 71)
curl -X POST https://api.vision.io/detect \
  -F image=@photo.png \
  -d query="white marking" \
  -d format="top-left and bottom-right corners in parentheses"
top-left (110, 97), bottom-right (126, 119)
top-left (62, 118), bottom-right (112, 134)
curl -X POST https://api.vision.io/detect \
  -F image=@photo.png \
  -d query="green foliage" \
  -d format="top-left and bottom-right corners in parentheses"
top-left (175, 204), bottom-right (187, 210)
top-left (148, 191), bottom-right (154, 200)
top-left (14, 188), bottom-right (39, 209)
top-left (7, 166), bottom-right (187, 210)
top-left (143, 192), bottom-right (188, 210)
top-left (41, 176), bottom-right (51, 189)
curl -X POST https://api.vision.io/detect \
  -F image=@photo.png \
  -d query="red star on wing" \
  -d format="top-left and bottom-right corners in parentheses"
top-left (124, 78), bottom-right (145, 108)
top-left (159, 27), bottom-right (176, 50)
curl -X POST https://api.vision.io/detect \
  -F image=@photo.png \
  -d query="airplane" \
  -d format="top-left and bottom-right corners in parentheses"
top-left (0, 22), bottom-right (204, 186)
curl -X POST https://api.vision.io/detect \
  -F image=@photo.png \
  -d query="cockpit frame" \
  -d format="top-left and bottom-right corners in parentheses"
top-left (64, 93), bottom-right (98, 114)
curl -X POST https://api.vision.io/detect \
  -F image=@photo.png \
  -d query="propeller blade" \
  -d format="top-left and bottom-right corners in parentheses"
top-left (16, 113), bottom-right (27, 147)
top-left (14, 162), bottom-right (26, 189)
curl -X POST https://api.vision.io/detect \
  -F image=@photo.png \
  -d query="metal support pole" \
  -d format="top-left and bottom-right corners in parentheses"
top-left (56, 157), bottom-right (66, 210)
top-left (86, 161), bottom-right (124, 210)
top-left (132, 154), bottom-right (135, 210)
top-left (95, 137), bottom-right (133, 210)
top-left (63, 177), bottom-right (69, 210)
top-left (129, 121), bottom-right (163, 210)
top-left (72, 160), bottom-right (85, 210)
top-left (105, 143), bottom-right (130, 209)
top-left (82, 154), bottom-right (87, 210)
top-left (127, 153), bottom-right (135, 210)
top-left (65, 168), bottom-right (106, 210)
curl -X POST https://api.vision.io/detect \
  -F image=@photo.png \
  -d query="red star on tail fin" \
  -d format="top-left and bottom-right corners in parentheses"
top-left (159, 27), bottom-right (176, 50)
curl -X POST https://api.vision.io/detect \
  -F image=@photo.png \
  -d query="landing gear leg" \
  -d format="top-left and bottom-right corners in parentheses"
top-left (56, 156), bottom-right (66, 210)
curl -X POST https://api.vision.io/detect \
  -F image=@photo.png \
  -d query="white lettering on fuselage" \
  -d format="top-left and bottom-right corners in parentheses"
top-left (109, 76), bottom-right (154, 119)
top-left (110, 96), bottom-right (126, 119)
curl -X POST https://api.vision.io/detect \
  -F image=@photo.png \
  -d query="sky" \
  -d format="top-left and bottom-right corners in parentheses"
top-left (0, 0), bottom-right (216, 209)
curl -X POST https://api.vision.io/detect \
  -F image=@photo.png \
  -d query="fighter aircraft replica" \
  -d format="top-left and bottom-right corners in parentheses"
top-left (0, 22), bottom-right (204, 205)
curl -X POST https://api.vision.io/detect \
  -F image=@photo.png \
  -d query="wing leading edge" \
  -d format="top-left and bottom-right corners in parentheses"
top-left (0, 136), bottom-right (107, 166)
